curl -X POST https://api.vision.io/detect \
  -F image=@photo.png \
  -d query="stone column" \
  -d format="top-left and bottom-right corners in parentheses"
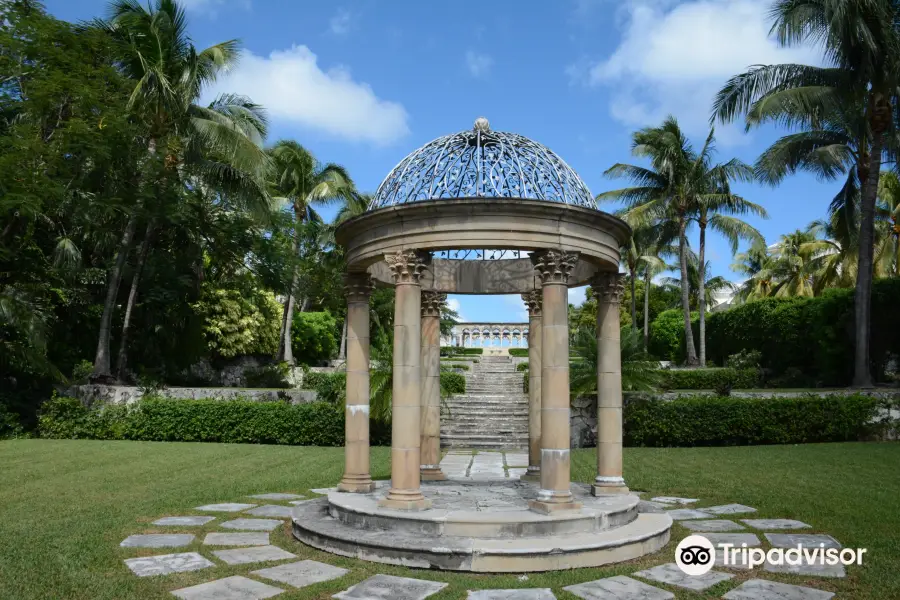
top-left (420, 291), bottom-right (447, 481)
top-left (522, 290), bottom-right (542, 482)
top-left (591, 272), bottom-right (630, 495)
top-left (338, 273), bottom-right (376, 493)
top-left (380, 249), bottom-right (432, 511)
top-left (529, 250), bottom-right (581, 514)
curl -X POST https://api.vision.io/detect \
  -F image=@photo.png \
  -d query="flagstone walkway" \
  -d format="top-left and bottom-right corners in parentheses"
top-left (117, 450), bottom-right (846, 599)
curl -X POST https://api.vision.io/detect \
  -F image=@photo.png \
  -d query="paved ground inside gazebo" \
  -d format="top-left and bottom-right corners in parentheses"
top-left (115, 450), bottom-right (844, 599)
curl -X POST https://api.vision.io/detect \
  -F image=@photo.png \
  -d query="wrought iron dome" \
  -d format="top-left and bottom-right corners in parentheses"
top-left (370, 117), bottom-right (596, 210)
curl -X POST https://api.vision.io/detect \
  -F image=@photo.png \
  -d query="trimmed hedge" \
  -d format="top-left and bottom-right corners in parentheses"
top-left (442, 372), bottom-right (466, 395)
top-left (649, 277), bottom-right (900, 385)
top-left (508, 348), bottom-right (529, 357)
top-left (516, 363), bottom-right (529, 372)
top-left (660, 368), bottom-right (760, 390)
top-left (440, 362), bottom-right (471, 371)
top-left (624, 394), bottom-right (883, 447)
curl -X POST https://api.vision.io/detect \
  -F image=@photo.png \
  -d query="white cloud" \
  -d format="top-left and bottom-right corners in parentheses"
top-left (205, 46), bottom-right (409, 145)
top-left (572, 0), bottom-right (820, 142)
top-left (503, 295), bottom-right (529, 322)
top-left (329, 8), bottom-right (356, 36)
top-left (466, 51), bottom-right (494, 78)
top-left (446, 298), bottom-right (467, 322)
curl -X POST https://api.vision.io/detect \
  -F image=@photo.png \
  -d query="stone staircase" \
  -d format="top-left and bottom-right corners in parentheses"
top-left (441, 355), bottom-right (528, 450)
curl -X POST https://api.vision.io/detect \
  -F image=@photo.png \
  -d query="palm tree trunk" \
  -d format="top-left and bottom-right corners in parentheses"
top-left (277, 287), bottom-right (297, 365)
top-left (852, 108), bottom-right (885, 387)
top-left (629, 268), bottom-right (637, 331)
top-left (643, 268), bottom-right (651, 351)
top-left (679, 218), bottom-right (699, 366)
top-left (91, 216), bottom-right (136, 381)
top-left (115, 221), bottom-right (154, 381)
top-left (698, 224), bottom-right (707, 367)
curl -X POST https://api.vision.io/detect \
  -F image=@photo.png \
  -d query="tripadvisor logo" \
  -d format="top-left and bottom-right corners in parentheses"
top-left (676, 534), bottom-right (868, 574)
top-left (675, 535), bottom-right (716, 575)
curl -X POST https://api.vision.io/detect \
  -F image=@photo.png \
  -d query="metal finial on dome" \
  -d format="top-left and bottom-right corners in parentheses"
top-left (474, 116), bottom-right (490, 132)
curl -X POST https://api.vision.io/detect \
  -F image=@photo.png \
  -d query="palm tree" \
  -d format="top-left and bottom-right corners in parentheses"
top-left (268, 141), bottom-right (355, 364)
top-left (712, 0), bottom-right (900, 387)
top-left (877, 171), bottom-right (900, 276)
top-left (620, 225), bottom-right (664, 332)
top-left (692, 177), bottom-right (766, 365)
top-left (570, 326), bottom-right (662, 395)
top-left (662, 255), bottom-right (736, 311)
top-left (770, 230), bottom-right (819, 297)
top-left (600, 118), bottom-right (755, 366)
top-left (89, 0), bottom-right (271, 381)
top-left (732, 240), bottom-right (778, 302)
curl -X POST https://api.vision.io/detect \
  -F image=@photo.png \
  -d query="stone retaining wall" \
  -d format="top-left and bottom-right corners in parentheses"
top-left (67, 384), bottom-right (318, 407)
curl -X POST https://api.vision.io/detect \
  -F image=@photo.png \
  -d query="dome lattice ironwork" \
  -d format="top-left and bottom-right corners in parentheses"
top-left (370, 118), bottom-right (596, 210)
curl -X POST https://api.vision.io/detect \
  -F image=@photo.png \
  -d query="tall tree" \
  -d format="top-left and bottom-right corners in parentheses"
top-left (877, 171), bottom-right (900, 276)
top-left (268, 140), bottom-right (355, 364)
top-left (89, 0), bottom-right (272, 381)
top-left (712, 0), bottom-right (900, 386)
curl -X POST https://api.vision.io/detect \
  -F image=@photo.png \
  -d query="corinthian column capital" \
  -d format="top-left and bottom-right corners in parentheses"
top-left (421, 291), bottom-right (447, 317)
top-left (521, 289), bottom-right (543, 317)
top-left (344, 273), bottom-right (374, 303)
top-left (590, 271), bottom-right (625, 304)
top-left (385, 249), bottom-right (431, 285)
top-left (531, 249), bottom-right (579, 285)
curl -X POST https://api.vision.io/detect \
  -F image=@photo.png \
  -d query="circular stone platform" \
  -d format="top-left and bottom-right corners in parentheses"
top-left (292, 480), bottom-right (672, 572)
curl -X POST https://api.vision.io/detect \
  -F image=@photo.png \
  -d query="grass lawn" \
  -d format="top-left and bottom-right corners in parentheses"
top-left (2, 440), bottom-right (899, 599)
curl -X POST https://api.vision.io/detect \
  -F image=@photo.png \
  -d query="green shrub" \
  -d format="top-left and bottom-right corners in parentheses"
top-left (624, 394), bottom-right (882, 447)
top-left (660, 368), bottom-right (760, 390)
top-left (38, 396), bottom-right (128, 440)
top-left (725, 349), bottom-right (762, 370)
top-left (649, 309), bottom-right (691, 362)
top-left (192, 285), bottom-right (281, 359)
top-left (441, 372), bottom-right (465, 395)
top-left (440, 363), bottom-right (470, 371)
top-left (71, 359), bottom-right (93, 383)
top-left (508, 348), bottom-right (529, 357)
top-left (243, 363), bottom-right (291, 389)
top-left (458, 348), bottom-right (483, 355)
top-left (291, 311), bottom-right (339, 365)
top-left (313, 372), bottom-right (346, 404)
top-left (516, 363), bottom-right (529, 372)
top-left (0, 403), bottom-right (24, 439)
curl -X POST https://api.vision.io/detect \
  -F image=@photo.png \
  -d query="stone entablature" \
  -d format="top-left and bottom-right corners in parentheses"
top-left (443, 322), bottom-right (529, 348)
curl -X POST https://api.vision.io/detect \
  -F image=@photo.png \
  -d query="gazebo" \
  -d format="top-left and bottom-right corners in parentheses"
top-left (292, 118), bottom-right (671, 572)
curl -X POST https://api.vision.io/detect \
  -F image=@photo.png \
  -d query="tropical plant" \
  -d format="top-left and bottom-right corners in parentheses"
top-left (600, 118), bottom-right (756, 365)
top-left (570, 326), bottom-right (662, 394)
top-left (877, 171), bottom-right (900, 275)
top-left (661, 255), bottom-right (736, 311)
top-left (712, 0), bottom-right (900, 386)
top-left (268, 140), bottom-right (355, 364)
top-left (89, 0), bottom-right (272, 381)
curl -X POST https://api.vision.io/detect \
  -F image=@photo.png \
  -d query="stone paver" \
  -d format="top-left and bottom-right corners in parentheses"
top-left (439, 453), bottom-right (473, 478)
top-left (289, 500), bottom-right (312, 506)
top-left (507, 468), bottom-right (527, 479)
top-left (722, 578), bottom-right (834, 599)
top-left (765, 533), bottom-right (841, 549)
top-left (764, 559), bottom-right (846, 578)
top-left (503, 452), bottom-right (529, 467)
top-left (124, 552), bottom-right (214, 577)
top-left (195, 503), bottom-right (256, 512)
top-left (152, 516), bottom-right (216, 526)
top-left (633, 563), bottom-right (733, 591)
top-left (467, 590), bottom-right (556, 600)
top-left (468, 452), bottom-right (506, 480)
top-left (171, 575), bottom-right (284, 600)
top-left (650, 496), bottom-right (698, 505)
top-left (741, 519), bottom-right (811, 530)
top-left (640, 501), bottom-right (671, 510)
top-left (252, 560), bottom-right (348, 588)
top-left (701, 533), bottom-right (762, 547)
top-left (203, 532), bottom-right (269, 546)
top-left (564, 575), bottom-right (674, 600)
top-left (333, 574), bottom-right (448, 600)
top-left (120, 534), bottom-right (194, 548)
top-left (221, 518), bottom-right (282, 531)
top-left (703, 503), bottom-right (757, 515)
top-left (310, 487), bottom-right (337, 494)
top-left (665, 509), bottom-right (713, 520)
top-left (249, 493), bottom-right (305, 501)
top-left (245, 505), bottom-right (293, 518)
top-left (213, 545), bottom-right (297, 566)
top-left (682, 519), bottom-right (745, 532)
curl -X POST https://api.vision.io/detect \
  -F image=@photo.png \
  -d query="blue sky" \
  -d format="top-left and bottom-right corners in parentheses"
top-left (47, 0), bottom-right (840, 323)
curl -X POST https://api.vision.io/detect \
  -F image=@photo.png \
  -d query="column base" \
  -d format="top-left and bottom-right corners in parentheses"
top-left (419, 467), bottom-right (447, 481)
top-left (528, 499), bottom-right (583, 514)
top-left (520, 467), bottom-right (541, 482)
top-left (592, 477), bottom-right (630, 496)
top-left (337, 475), bottom-right (376, 493)
top-left (379, 489), bottom-right (432, 511)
